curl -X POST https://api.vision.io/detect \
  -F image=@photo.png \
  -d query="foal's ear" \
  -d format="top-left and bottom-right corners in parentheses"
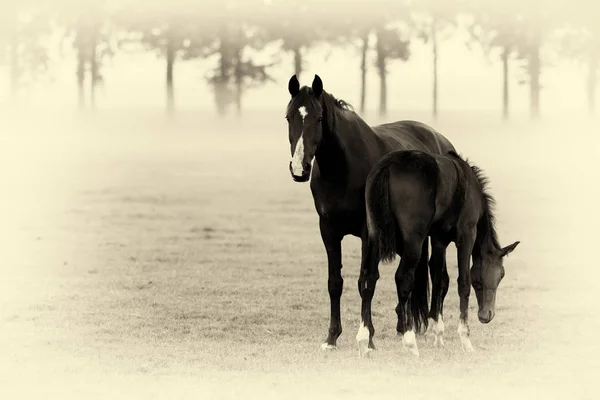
top-left (499, 241), bottom-right (520, 258)
top-left (312, 74), bottom-right (323, 97)
top-left (288, 75), bottom-right (300, 97)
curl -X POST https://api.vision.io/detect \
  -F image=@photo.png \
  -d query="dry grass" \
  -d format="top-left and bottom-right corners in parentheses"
top-left (1, 112), bottom-right (599, 399)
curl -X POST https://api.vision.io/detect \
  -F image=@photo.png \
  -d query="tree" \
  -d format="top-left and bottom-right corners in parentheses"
top-left (554, 5), bottom-right (600, 115)
top-left (467, 1), bottom-right (522, 119)
top-left (202, 0), bottom-right (277, 116)
top-left (410, 0), bottom-right (460, 119)
top-left (318, 0), bottom-right (386, 114)
top-left (115, 0), bottom-right (215, 115)
top-left (374, 26), bottom-right (411, 116)
top-left (260, 0), bottom-right (325, 81)
top-left (55, 0), bottom-right (116, 110)
top-left (467, 0), bottom-right (569, 119)
top-left (0, 1), bottom-right (51, 102)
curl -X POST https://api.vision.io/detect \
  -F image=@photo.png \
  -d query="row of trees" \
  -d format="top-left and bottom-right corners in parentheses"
top-left (1, 0), bottom-right (598, 118)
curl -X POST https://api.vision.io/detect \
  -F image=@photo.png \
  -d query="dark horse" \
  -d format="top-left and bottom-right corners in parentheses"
top-left (365, 149), bottom-right (520, 356)
top-left (285, 74), bottom-right (456, 355)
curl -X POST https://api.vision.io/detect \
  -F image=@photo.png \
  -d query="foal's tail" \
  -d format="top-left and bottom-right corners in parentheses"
top-left (365, 161), bottom-right (397, 263)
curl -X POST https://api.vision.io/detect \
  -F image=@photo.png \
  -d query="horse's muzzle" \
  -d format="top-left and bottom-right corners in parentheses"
top-left (478, 309), bottom-right (495, 324)
top-left (289, 162), bottom-right (311, 182)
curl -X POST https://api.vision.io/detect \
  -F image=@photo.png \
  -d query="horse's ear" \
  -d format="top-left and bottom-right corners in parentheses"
top-left (288, 75), bottom-right (300, 97)
top-left (312, 74), bottom-right (323, 97)
top-left (499, 241), bottom-right (520, 258)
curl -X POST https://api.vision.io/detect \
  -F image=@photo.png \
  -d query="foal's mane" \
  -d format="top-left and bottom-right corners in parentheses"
top-left (286, 86), bottom-right (356, 131)
top-left (448, 151), bottom-right (501, 251)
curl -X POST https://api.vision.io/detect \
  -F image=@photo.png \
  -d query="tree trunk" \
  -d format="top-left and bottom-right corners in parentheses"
top-left (528, 43), bottom-right (541, 119)
top-left (6, 5), bottom-right (19, 102)
top-left (360, 33), bottom-right (369, 114)
top-left (376, 30), bottom-right (387, 117)
top-left (431, 20), bottom-right (438, 119)
top-left (588, 50), bottom-right (597, 116)
top-left (502, 46), bottom-right (510, 120)
top-left (233, 48), bottom-right (243, 116)
top-left (166, 36), bottom-right (175, 115)
top-left (76, 46), bottom-right (86, 111)
top-left (89, 34), bottom-right (98, 111)
top-left (293, 46), bottom-right (302, 79)
top-left (214, 29), bottom-right (234, 117)
top-left (9, 29), bottom-right (19, 101)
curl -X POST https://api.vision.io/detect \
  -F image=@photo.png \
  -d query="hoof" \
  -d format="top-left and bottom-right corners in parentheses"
top-left (356, 324), bottom-right (372, 358)
top-left (356, 323), bottom-right (376, 358)
top-left (320, 343), bottom-right (337, 351)
top-left (433, 336), bottom-right (445, 348)
top-left (357, 340), bottom-right (373, 358)
top-left (461, 340), bottom-right (475, 353)
top-left (402, 331), bottom-right (420, 358)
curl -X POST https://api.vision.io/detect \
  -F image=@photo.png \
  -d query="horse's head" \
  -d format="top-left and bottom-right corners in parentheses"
top-left (471, 241), bottom-right (520, 323)
top-left (286, 74), bottom-right (325, 183)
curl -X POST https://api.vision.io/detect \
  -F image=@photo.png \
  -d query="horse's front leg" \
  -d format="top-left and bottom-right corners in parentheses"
top-left (456, 228), bottom-right (476, 352)
top-left (319, 218), bottom-right (344, 350)
top-left (356, 229), bottom-right (380, 358)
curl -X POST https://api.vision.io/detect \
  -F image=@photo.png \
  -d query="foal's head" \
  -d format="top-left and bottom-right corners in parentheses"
top-left (462, 156), bottom-right (521, 324)
top-left (471, 240), bottom-right (520, 324)
top-left (285, 74), bottom-right (325, 182)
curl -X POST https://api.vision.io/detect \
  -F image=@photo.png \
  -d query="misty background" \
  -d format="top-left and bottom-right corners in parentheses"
top-left (0, 0), bottom-right (598, 119)
top-left (2, 1), bottom-right (600, 398)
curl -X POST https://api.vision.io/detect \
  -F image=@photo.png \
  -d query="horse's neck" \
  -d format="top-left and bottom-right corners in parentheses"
top-left (474, 215), bottom-right (497, 257)
top-left (315, 112), bottom-right (376, 182)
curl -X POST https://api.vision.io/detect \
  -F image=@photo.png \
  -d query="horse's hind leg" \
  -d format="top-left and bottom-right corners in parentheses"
top-left (356, 231), bottom-right (380, 358)
top-left (428, 237), bottom-right (450, 348)
top-left (395, 232), bottom-right (428, 358)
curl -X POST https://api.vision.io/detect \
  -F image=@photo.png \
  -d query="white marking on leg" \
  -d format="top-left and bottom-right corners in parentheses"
top-left (298, 106), bottom-right (308, 121)
top-left (320, 343), bottom-right (336, 351)
top-left (402, 330), bottom-right (420, 357)
top-left (457, 319), bottom-right (474, 352)
top-left (290, 134), bottom-right (305, 176)
top-left (356, 321), bottom-right (371, 358)
top-left (433, 314), bottom-right (445, 348)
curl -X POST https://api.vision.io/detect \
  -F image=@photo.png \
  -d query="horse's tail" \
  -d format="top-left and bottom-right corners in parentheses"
top-left (365, 161), bottom-right (397, 263)
top-left (410, 239), bottom-right (430, 334)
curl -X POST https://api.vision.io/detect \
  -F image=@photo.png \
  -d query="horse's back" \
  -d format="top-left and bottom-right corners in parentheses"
top-left (371, 150), bottom-right (462, 230)
top-left (372, 120), bottom-right (455, 155)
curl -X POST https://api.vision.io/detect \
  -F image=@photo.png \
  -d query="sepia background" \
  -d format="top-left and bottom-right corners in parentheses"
top-left (1, 0), bottom-right (599, 398)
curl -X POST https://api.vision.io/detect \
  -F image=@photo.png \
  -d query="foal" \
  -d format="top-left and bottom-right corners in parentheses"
top-left (361, 150), bottom-right (519, 356)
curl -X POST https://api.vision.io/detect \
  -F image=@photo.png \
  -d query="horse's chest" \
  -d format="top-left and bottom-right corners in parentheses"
top-left (311, 183), bottom-right (365, 226)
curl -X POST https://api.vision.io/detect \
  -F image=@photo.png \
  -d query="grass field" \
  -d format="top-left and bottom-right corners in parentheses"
top-left (1, 111), bottom-right (599, 399)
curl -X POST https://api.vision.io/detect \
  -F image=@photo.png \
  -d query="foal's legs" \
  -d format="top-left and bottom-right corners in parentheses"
top-left (395, 233), bottom-right (427, 357)
top-left (456, 228), bottom-right (476, 352)
top-left (428, 238), bottom-right (450, 348)
top-left (356, 230), bottom-right (380, 358)
top-left (319, 218), bottom-right (344, 350)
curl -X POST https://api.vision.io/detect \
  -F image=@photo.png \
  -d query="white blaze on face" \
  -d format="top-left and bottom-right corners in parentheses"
top-left (291, 106), bottom-right (309, 176)
top-left (291, 134), bottom-right (305, 176)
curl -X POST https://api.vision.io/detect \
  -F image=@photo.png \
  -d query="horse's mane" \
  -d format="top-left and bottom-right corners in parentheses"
top-left (286, 87), bottom-right (356, 131)
top-left (447, 151), bottom-right (501, 251)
